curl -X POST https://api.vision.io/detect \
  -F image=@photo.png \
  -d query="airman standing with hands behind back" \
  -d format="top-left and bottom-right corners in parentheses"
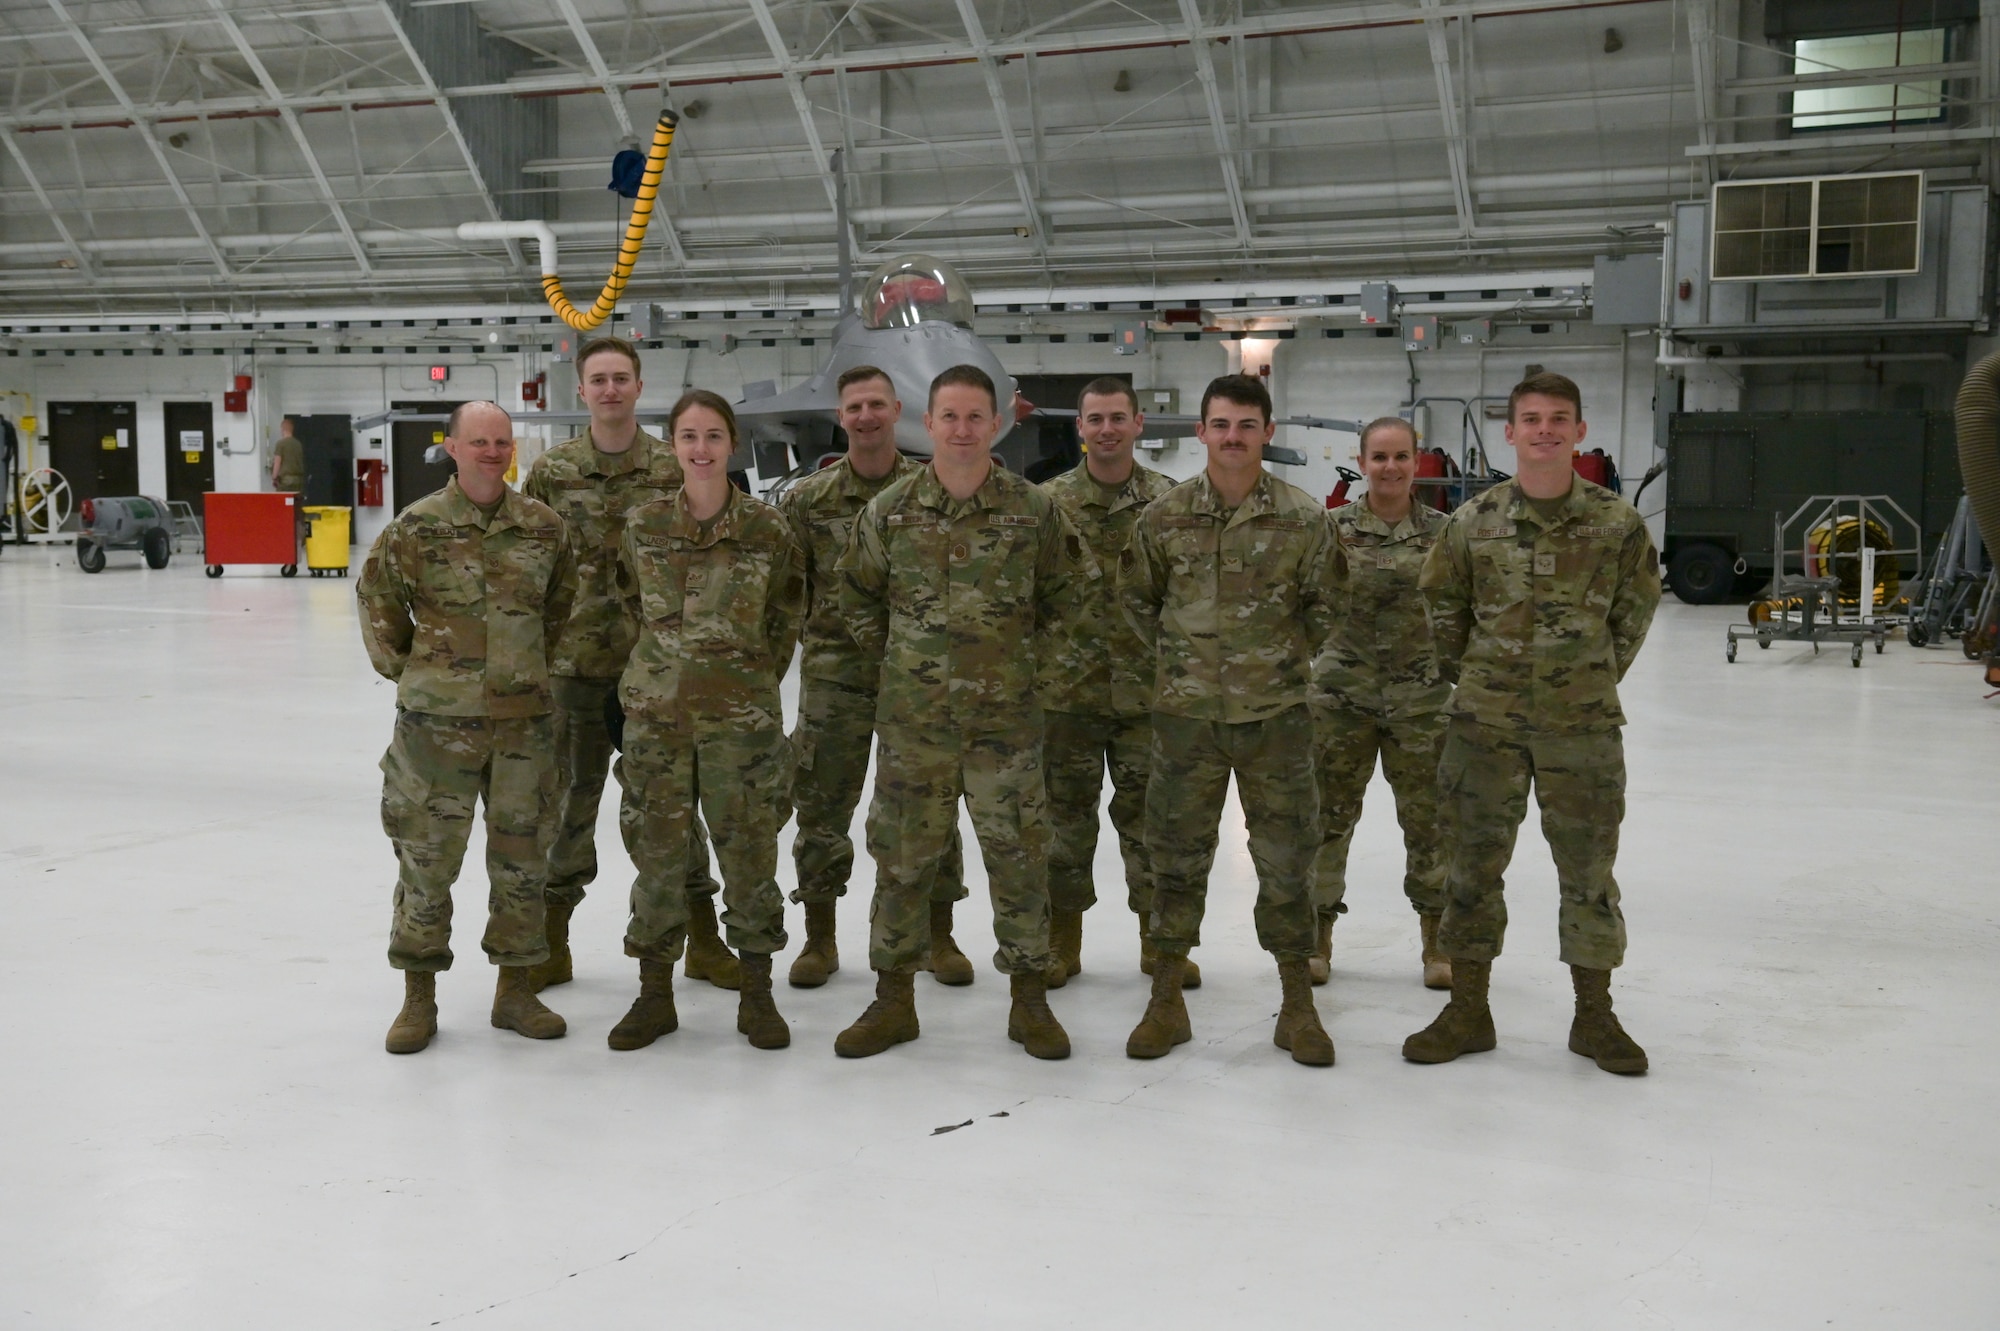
top-left (605, 391), bottom-right (805, 1052)
top-left (779, 366), bottom-right (973, 991)
top-left (834, 364), bottom-right (1095, 1061)
top-left (1404, 371), bottom-right (1661, 1074)
top-left (1037, 377), bottom-right (1185, 989)
top-left (358, 401), bottom-right (578, 1054)
top-left (522, 337), bottom-right (738, 997)
top-left (1308, 417), bottom-right (1455, 990)
top-left (1120, 374), bottom-right (1347, 1067)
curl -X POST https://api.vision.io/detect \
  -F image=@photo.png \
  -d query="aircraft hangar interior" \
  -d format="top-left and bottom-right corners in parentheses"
top-left (2, 0), bottom-right (1996, 1324)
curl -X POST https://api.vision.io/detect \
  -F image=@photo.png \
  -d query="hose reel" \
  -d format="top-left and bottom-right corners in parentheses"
top-left (457, 109), bottom-right (680, 335)
top-left (1805, 515), bottom-right (1900, 608)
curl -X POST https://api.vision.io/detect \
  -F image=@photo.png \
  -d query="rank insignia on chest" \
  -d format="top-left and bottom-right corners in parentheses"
top-left (1534, 553), bottom-right (1556, 576)
top-left (1375, 552), bottom-right (1396, 570)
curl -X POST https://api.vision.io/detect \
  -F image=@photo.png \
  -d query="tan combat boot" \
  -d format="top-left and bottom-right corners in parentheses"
top-left (683, 893), bottom-right (742, 990)
top-left (1124, 952), bottom-right (1192, 1059)
top-left (1045, 908), bottom-right (1084, 988)
top-left (491, 965), bottom-right (566, 1040)
top-left (924, 901), bottom-right (974, 986)
top-left (1307, 909), bottom-right (1335, 986)
top-left (736, 953), bottom-right (791, 1050)
top-left (1273, 958), bottom-right (1335, 1066)
top-left (834, 969), bottom-right (920, 1057)
top-left (1006, 971), bottom-right (1072, 1059)
top-left (788, 900), bottom-right (840, 989)
top-left (1136, 910), bottom-right (1201, 988)
top-left (385, 971), bottom-right (438, 1054)
top-left (1419, 913), bottom-right (1453, 991)
top-left (608, 958), bottom-right (677, 1050)
top-left (1568, 966), bottom-right (1648, 1074)
top-left (1402, 957), bottom-right (1496, 1064)
top-left (527, 900), bottom-right (574, 993)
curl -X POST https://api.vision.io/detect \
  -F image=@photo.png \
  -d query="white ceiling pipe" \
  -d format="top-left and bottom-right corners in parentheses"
top-left (456, 221), bottom-right (558, 274)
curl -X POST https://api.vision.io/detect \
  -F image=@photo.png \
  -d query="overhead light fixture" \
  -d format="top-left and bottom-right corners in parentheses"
top-left (1112, 69), bottom-right (1131, 93)
top-left (166, 131), bottom-right (190, 149)
top-left (54, 257), bottom-right (77, 269)
top-left (1014, 225), bottom-right (1031, 238)
top-left (681, 99), bottom-right (707, 120)
top-left (1603, 27), bottom-right (1623, 53)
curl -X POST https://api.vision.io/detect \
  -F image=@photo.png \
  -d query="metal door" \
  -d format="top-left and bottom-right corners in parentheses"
top-left (292, 413), bottom-right (354, 506)
top-left (162, 401), bottom-right (215, 504)
top-left (48, 402), bottom-right (139, 513)
top-left (390, 400), bottom-right (463, 514)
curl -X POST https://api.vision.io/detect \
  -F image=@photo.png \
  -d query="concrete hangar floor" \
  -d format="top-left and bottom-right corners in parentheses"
top-left (0, 549), bottom-right (1993, 1329)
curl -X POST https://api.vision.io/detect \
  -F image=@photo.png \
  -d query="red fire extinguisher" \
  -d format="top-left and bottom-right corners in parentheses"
top-left (355, 458), bottom-right (385, 508)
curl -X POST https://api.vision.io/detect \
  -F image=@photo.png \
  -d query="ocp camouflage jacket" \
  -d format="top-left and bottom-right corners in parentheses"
top-left (1313, 500), bottom-right (1452, 719)
top-left (523, 427), bottom-right (685, 680)
top-left (1039, 459), bottom-right (1176, 718)
top-left (1120, 469), bottom-right (1348, 723)
top-left (778, 452), bottom-right (924, 692)
top-left (839, 461), bottom-right (1097, 732)
top-left (356, 476), bottom-right (577, 718)
top-left (616, 484), bottom-right (806, 731)
top-left (1420, 477), bottom-right (1661, 734)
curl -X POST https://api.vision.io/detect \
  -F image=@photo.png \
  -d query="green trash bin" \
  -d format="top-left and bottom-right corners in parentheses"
top-left (304, 505), bottom-right (352, 577)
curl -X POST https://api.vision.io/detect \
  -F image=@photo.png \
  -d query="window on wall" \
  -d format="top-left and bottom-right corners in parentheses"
top-left (1792, 28), bottom-right (1948, 130)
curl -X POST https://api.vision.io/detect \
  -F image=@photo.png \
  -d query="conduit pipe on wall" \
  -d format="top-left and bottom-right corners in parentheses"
top-left (1656, 353), bottom-right (1957, 366)
top-left (0, 166), bottom-right (1689, 264)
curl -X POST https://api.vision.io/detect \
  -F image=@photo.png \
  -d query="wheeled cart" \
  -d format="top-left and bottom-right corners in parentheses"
top-left (203, 492), bottom-right (299, 578)
top-left (1726, 495), bottom-right (1915, 667)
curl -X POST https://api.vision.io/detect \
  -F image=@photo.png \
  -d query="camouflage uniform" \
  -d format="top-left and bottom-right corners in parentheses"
top-left (1419, 477), bottom-right (1661, 969)
top-left (614, 485), bottom-right (806, 960)
top-left (839, 463), bottom-right (1095, 975)
top-left (1310, 502), bottom-right (1453, 918)
top-left (1120, 470), bottom-right (1347, 959)
top-left (523, 428), bottom-right (719, 912)
top-left (1038, 459), bottom-right (1176, 914)
top-left (779, 454), bottom-right (966, 908)
top-left (356, 476), bottom-right (578, 972)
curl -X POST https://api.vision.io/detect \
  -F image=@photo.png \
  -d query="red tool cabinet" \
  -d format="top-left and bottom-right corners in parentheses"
top-left (203, 492), bottom-right (299, 577)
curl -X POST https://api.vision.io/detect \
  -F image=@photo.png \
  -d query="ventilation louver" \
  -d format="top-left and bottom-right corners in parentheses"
top-left (1711, 171), bottom-right (1922, 281)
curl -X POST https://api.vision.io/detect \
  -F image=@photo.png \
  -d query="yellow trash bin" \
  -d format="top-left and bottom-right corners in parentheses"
top-left (303, 505), bottom-right (352, 577)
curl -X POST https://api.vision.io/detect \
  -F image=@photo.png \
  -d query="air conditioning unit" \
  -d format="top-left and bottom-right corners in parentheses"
top-left (1664, 180), bottom-right (1988, 334)
top-left (1710, 171), bottom-right (1922, 282)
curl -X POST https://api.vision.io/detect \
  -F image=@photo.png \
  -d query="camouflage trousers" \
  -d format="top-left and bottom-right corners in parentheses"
top-left (790, 678), bottom-right (966, 906)
top-left (1309, 702), bottom-right (1449, 917)
top-left (864, 721), bottom-right (1052, 976)
top-left (1146, 708), bottom-right (1318, 960)
top-left (1437, 717), bottom-right (1628, 970)
top-left (614, 717), bottom-right (792, 961)
top-left (548, 676), bottom-right (719, 910)
top-left (1043, 708), bottom-right (1153, 914)
top-left (378, 709), bottom-right (560, 972)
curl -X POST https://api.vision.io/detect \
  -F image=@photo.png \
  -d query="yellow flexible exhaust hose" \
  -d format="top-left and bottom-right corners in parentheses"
top-left (543, 109), bottom-right (679, 333)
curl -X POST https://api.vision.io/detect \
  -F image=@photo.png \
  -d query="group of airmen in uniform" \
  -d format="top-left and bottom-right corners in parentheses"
top-left (357, 333), bottom-right (1661, 1074)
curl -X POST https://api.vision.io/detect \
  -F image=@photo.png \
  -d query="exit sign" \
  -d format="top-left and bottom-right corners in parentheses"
top-left (429, 365), bottom-right (450, 382)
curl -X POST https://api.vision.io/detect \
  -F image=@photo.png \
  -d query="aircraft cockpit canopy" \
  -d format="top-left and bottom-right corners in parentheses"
top-left (859, 255), bottom-right (976, 330)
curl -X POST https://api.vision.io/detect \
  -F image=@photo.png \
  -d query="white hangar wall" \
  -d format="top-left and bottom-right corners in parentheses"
top-left (5, 318), bottom-right (1658, 551)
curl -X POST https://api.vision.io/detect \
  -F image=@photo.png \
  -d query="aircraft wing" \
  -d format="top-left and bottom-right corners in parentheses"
top-left (732, 380), bottom-right (836, 424)
top-left (1029, 409), bottom-right (1360, 469)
